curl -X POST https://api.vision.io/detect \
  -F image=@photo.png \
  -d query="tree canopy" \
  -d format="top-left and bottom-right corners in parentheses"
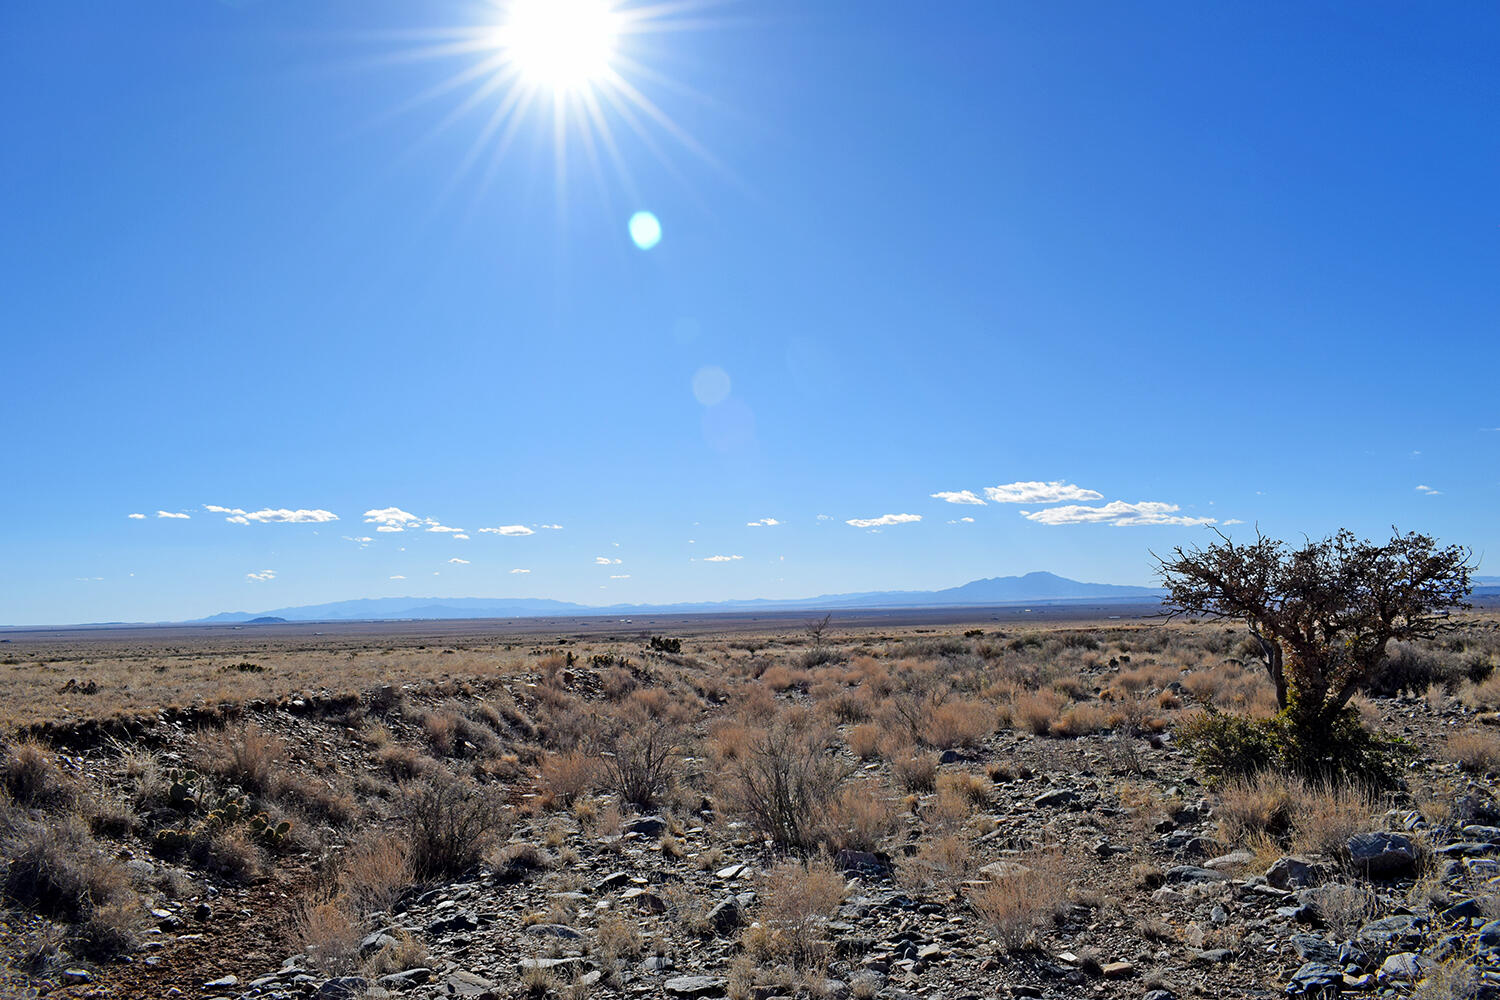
top-left (1156, 528), bottom-right (1473, 729)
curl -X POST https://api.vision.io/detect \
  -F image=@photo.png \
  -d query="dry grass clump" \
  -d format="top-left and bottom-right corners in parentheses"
top-left (1009, 690), bottom-right (1068, 736)
top-left (745, 858), bottom-right (847, 969)
top-left (891, 753), bottom-right (938, 794)
top-left (895, 834), bottom-right (973, 898)
top-left (3, 740), bottom-right (77, 810)
top-left (969, 854), bottom-right (1069, 951)
top-left (924, 699), bottom-right (993, 749)
top-left (820, 781), bottom-right (901, 852)
top-left (296, 900), bottom-right (363, 976)
top-left (0, 806), bottom-right (142, 960)
top-left (846, 723), bottom-right (884, 760)
top-left (198, 723), bottom-right (284, 795)
top-left (1214, 772), bottom-right (1376, 859)
top-left (1447, 730), bottom-right (1500, 773)
top-left (1048, 702), bottom-right (1110, 738)
top-left (336, 830), bottom-right (413, 914)
top-left (539, 749), bottom-right (600, 807)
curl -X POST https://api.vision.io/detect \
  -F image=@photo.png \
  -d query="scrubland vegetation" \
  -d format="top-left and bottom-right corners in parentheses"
top-left (2, 611), bottom-right (1500, 998)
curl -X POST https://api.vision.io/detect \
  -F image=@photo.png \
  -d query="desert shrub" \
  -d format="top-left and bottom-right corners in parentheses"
top-left (648, 636), bottom-right (682, 654)
top-left (1177, 707), bottom-right (1408, 788)
top-left (400, 777), bottom-right (509, 880)
top-left (969, 856), bottom-right (1068, 951)
top-left (895, 834), bottom-right (972, 898)
top-left (749, 858), bottom-right (847, 968)
top-left (194, 827), bottom-right (262, 883)
top-left (73, 900), bottom-right (143, 962)
top-left (374, 745), bottom-right (434, 781)
top-left (3, 741), bottom-right (76, 810)
top-left (1365, 640), bottom-right (1493, 697)
top-left (592, 714), bottom-right (679, 809)
top-left (890, 753), bottom-right (938, 794)
top-left (724, 716), bottom-right (849, 852)
top-left (924, 700), bottom-right (992, 749)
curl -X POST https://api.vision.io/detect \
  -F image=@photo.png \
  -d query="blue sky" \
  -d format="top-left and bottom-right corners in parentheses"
top-left (2, 1), bottom-right (1496, 625)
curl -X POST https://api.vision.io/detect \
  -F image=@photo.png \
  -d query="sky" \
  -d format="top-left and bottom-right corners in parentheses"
top-left (1, 1), bottom-right (1497, 625)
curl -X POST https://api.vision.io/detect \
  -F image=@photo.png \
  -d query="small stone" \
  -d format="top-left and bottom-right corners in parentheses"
top-left (204, 975), bottom-right (239, 988)
top-left (61, 970), bottom-right (93, 985)
top-left (1347, 832), bottom-right (1418, 879)
top-left (627, 816), bottom-right (668, 838)
top-left (664, 975), bottom-right (728, 998)
top-left (1100, 961), bottom-right (1134, 978)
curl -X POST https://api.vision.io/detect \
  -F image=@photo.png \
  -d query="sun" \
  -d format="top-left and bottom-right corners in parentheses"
top-left (496, 0), bottom-right (622, 93)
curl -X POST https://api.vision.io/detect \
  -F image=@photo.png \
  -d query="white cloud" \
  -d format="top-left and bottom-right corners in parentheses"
top-left (453, 534), bottom-right (470, 540)
top-left (157, 510), bottom-right (190, 519)
top-left (127, 513), bottom-right (145, 519)
top-left (1221, 519), bottom-right (1245, 526)
top-left (343, 536), bottom-right (374, 544)
top-left (207, 505), bottom-right (337, 524)
top-left (448, 557), bottom-right (470, 564)
top-left (845, 513), bottom-right (922, 528)
top-left (479, 525), bottom-right (535, 536)
top-left (246, 569), bottom-right (276, 581)
top-left (816, 514), bottom-right (832, 521)
top-left (985, 481), bottom-right (1104, 504)
top-left (1019, 500), bottom-right (1215, 527)
top-left (595, 556), bottom-right (622, 565)
top-left (536, 523), bottom-right (564, 530)
top-left (947, 516), bottom-right (976, 524)
top-left (930, 490), bottom-right (986, 506)
top-left (703, 554), bottom-right (743, 562)
top-left (1416, 484), bottom-right (1442, 495)
top-left (427, 524), bottom-right (465, 533)
top-left (510, 568), bottom-right (531, 574)
top-left (610, 573), bottom-right (631, 579)
top-left (363, 507), bottom-right (422, 532)
top-left (747, 517), bottom-right (780, 527)
top-left (389, 575), bottom-right (406, 580)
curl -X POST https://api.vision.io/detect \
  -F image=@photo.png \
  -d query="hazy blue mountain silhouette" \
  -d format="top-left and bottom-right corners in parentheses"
top-left (197, 571), bottom-right (1163, 623)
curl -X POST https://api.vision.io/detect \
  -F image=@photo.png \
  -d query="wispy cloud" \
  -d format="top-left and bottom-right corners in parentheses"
top-left (207, 505), bottom-right (337, 524)
top-left (448, 557), bottom-right (470, 564)
top-left (510, 568), bottom-right (531, 574)
top-left (343, 536), bottom-right (374, 544)
top-left (816, 514), bottom-right (832, 521)
top-left (1221, 519), bottom-right (1245, 526)
top-left (947, 516), bottom-right (976, 524)
top-left (747, 517), bottom-right (780, 527)
top-left (846, 513), bottom-right (922, 528)
top-left (427, 524), bottom-right (465, 533)
top-left (930, 490), bottom-right (986, 505)
top-left (363, 508), bottom-right (422, 532)
top-left (985, 481), bottom-right (1103, 504)
top-left (127, 513), bottom-right (146, 519)
top-left (702, 554), bottom-right (743, 562)
top-left (246, 569), bottom-right (276, 581)
top-left (536, 523), bottom-right (564, 530)
top-left (1416, 484), bottom-right (1442, 495)
top-left (595, 556), bottom-right (623, 565)
top-left (478, 524), bottom-right (535, 536)
top-left (1019, 500), bottom-right (1214, 527)
top-left (609, 573), bottom-right (631, 579)
top-left (389, 574), bottom-right (406, 580)
top-left (453, 534), bottom-right (470, 540)
top-left (156, 510), bottom-right (190, 519)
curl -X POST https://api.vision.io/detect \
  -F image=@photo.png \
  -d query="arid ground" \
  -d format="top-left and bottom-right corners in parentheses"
top-left (3, 608), bottom-right (1500, 1000)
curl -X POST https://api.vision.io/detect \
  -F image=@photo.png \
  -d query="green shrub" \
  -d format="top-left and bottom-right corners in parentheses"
top-left (1178, 707), bottom-right (1409, 788)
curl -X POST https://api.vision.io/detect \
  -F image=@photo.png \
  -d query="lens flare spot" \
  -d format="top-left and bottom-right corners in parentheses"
top-left (691, 365), bottom-right (731, 406)
top-left (629, 211), bottom-right (662, 250)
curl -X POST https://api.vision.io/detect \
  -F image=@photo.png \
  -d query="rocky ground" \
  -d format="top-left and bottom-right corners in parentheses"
top-left (4, 620), bottom-right (1500, 1000)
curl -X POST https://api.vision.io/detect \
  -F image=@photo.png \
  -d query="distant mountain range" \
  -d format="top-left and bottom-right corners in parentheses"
top-left (196, 571), bottom-right (1166, 623)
